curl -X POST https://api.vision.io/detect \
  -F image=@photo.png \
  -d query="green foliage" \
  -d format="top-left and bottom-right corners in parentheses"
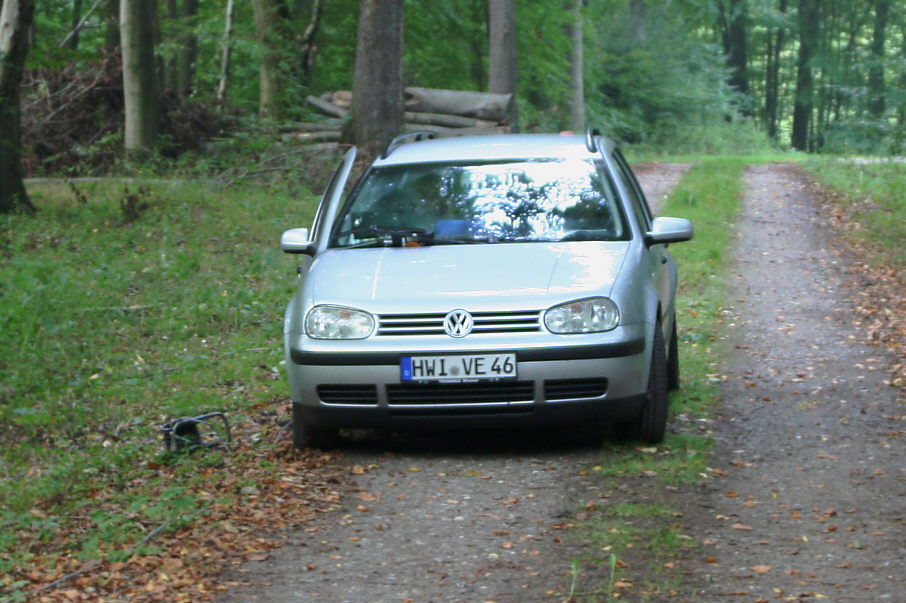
top-left (0, 177), bottom-right (317, 569)
top-left (803, 157), bottom-right (906, 265)
top-left (584, 1), bottom-right (752, 150)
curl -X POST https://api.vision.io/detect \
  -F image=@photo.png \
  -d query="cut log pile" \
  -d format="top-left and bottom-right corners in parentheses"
top-left (290, 87), bottom-right (514, 144)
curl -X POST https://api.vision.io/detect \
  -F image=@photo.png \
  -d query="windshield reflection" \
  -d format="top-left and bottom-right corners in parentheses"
top-left (332, 159), bottom-right (629, 248)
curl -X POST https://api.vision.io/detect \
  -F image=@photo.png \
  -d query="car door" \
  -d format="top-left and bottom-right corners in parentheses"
top-left (610, 149), bottom-right (675, 329)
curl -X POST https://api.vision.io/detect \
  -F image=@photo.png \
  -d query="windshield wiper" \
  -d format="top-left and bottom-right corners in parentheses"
top-left (334, 225), bottom-right (427, 246)
top-left (334, 225), bottom-right (472, 247)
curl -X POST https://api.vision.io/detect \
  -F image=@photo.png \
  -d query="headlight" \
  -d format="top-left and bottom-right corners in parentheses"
top-left (305, 305), bottom-right (374, 339)
top-left (544, 297), bottom-right (620, 334)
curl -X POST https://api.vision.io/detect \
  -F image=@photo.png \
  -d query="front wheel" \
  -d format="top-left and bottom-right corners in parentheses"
top-left (621, 323), bottom-right (669, 443)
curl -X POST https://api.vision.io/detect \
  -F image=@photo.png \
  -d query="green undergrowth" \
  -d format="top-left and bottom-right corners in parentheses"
top-left (0, 178), bottom-right (317, 577)
top-left (568, 158), bottom-right (747, 600)
top-left (802, 157), bottom-right (906, 266)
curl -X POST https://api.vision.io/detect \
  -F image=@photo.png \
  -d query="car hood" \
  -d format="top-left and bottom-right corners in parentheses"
top-left (307, 242), bottom-right (629, 311)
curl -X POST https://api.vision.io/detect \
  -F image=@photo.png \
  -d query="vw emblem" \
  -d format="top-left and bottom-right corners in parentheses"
top-left (444, 309), bottom-right (473, 338)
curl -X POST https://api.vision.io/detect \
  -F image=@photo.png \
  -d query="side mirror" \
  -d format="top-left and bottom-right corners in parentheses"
top-left (281, 228), bottom-right (315, 255)
top-left (644, 217), bottom-right (693, 247)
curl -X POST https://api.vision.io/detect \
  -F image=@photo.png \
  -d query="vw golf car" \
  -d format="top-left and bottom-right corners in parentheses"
top-left (280, 131), bottom-right (693, 448)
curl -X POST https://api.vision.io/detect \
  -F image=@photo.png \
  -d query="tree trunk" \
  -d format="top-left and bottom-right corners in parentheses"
top-left (178, 0), bottom-right (198, 98)
top-left (346, 0), bottom-right (404, 158)
top-left (765, 0), bottom-right (787, 139)
top-left (104, 0), bottom-right (119, 51)
top-left (68, 0), bottom-right (83, 50)
top-left (164, 0), bottom-right (177, 92)
top-left (253, 0), bottom-right (283, 118)
top-left (120, 0), bottom-right (160, 151)
top-left (216, 0), bottom-right (234, 105)
top-left (868, 0), bottom-right (889, 118)
top-left (0, 0), bottom-right (36, 214)
top-left (720, 0), bottom-right (749, 98)
top-left (629, 0), bottom-right (646, 41)
top-left (297, 0), bottom-right (321, 88)
top-left (791, 0), bottom-right (818, 151)
top-left (565, 0), bottom-right (584, 131)
top-left (488, 0), bottom-right (516, 128)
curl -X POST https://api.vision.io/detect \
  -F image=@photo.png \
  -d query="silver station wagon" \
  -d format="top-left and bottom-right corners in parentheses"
top-left (280, 131), bottom-right (692, 448)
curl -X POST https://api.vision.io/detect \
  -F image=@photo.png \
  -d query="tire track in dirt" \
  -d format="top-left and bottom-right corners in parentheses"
top-left (680, 164), bottom-right (906, 601)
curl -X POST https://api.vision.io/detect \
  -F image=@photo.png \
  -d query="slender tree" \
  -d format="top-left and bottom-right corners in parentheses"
top-left (565, 0), bottom-right (584, 131)
top-left (120, 0), bottom-right (159, 151)
top-left (0, 0), bottom-right (36, 214)
top-left (720, 0), bottom-right (750, 99)
top-left (216, 0), bottom-right (235, 105)
top-left (764, 0), bottom-right (788, 139)
top-left (868, 0), bottom-right (890, 118)
top-left (253, 0), bottom-right (285, 117)
top-left (346, 0), bottom-right (404, 157)
top-left (791, 0), bottom-right (818, 151)
top-left (488, 0), bottom-right (517, 129)
top-left (178, 0), bottom-right (198, 98)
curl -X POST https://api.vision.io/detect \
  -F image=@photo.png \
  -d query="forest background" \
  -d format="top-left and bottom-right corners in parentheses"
top-left (6, 0), bottom-right (906, 185)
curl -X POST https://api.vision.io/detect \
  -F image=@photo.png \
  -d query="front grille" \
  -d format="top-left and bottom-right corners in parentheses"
top-left (377, 311), bottom-right (542, 336)
top-left (386, 381), bottom-right (534, 405)
top-left (544, 378), bottom-right (608, 401)
top-left (317, 384), bottom-right (378, 405)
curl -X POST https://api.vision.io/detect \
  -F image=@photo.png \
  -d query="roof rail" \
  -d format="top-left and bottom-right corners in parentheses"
top-left (585, 127), bottom-right (602, 152)
top-left (381, 131), bottom-right (437, 159)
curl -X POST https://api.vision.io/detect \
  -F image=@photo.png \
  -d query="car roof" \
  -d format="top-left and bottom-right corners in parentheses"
top-left (371, 133), bottom-right (616, 167)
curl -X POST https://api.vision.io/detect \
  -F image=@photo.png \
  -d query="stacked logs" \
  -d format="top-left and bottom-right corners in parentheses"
top-left (288, 87), bottom-right (514, 143)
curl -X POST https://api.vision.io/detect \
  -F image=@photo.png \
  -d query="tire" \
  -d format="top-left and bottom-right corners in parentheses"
top-left (667, 313), bottom-right (680, 391)
top-left (622, 322), bottom-right (669, 443)
top-left (292, 404), bottom-right (339, 450)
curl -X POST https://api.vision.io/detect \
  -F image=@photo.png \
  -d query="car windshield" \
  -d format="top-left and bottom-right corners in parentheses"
top-left (330, 158), bottom-right (630, 248)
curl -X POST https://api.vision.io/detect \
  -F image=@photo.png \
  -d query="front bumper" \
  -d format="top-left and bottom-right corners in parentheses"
top-left (286, 329), bottom-right (650, 430)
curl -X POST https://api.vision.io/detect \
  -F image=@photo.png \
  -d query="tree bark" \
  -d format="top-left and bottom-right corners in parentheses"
top-left (178, 0), bottom-right (198, 98)
top-left (488, 0), bottom-right (516, 128)
top-left (0, 0), bottom-right (36, 214)
top-left (720, 0), bottom-right (749, 98)
top-left (868, 0), bottom-right (889, 118)
top-left (68, 0), bottom-right (83, 49)
top-left (565, 0), bottom-right (584, 131)
top-left (104, 0), bottom-right (119, 51)
top-left (764, 0), bottom-right (787, 139)
top-left (216, 0), bottom-right (234, 105)
top-left (791, 0), bottom-right (818, 151)
top-left (297, 0), bottom-right (321, 88)
top-left (253, 0), bottom-right (283, 118)
top-left (120, 0), bottom-right (160, 151)
top-left (346, 0), bottom-right (404, 158)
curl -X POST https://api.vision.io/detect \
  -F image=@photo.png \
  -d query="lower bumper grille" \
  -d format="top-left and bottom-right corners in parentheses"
top-left (386, 381), bottom-right (534, 405)
top-left (317, 384), bottom-right (378, 405)
top-left (544, 378), bottom-right (608, 401)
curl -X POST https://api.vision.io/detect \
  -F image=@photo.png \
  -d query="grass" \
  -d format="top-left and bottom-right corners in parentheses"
top-left (802, 157), bottom-right (906, 265)
top-left (0, 176), bottom-right (320, 587)
top-left (566, 157), bottom-right (747, 600)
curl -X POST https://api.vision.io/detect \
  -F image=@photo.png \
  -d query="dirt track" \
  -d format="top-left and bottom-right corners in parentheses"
top-left (676, 164), bottom-right (906, 601)
top-left (219, 163), bottom-right (905, 602)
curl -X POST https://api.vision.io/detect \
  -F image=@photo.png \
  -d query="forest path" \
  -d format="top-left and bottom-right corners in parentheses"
top-left (678, 164), bottom-right (905, 600)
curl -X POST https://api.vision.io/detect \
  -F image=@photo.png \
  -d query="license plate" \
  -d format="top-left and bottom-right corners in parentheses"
top-left (401, 353), bottom-right (517, 382)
